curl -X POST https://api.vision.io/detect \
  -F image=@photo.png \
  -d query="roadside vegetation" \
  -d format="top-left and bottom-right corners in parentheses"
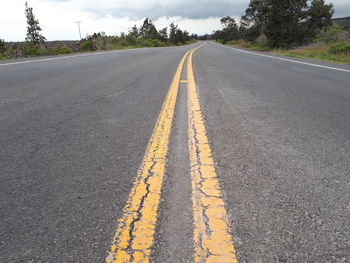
top-left (227, 25), bottom-right (350, 64)
top-left (211, 0), bottom-right (350, 65)
top-left (78, 20), bottom-right (197, 53)
top-left (0, 3), bottom-right (197, 60)
top-left (333, 16), bottom-right (350, 30)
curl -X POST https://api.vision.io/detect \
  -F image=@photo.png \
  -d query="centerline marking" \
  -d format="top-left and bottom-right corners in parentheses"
top-left (187, 45), bottom-right (238, 263)
top-left (106, 43), bottom-right (238, 263)
top-left (106, 48), bottom-right (192, 263)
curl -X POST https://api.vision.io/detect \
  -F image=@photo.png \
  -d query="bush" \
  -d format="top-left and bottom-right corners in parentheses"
top-left (80, 40), bottom-right (94, 51)
top-left (226, 39), bottom-right (251, 47)
top-left (23, 44), bottom-right (41, 56)
top-left (23, 44), bottom-right (55, 56)
top-left (255, 34), bottom-right (270, 49)
top-left (51, 46), bottom-right (72, 54)
top-left (330, 42), bottom-right (350, 53)
top-left (131, 38), bottom-right (167, 48)
top-left (117, 39), bottom-right (128, 47)
top-left (92, 38), bottom-right (107, 50)
top-left (0, 44), bottom-right (15, 59)
top-left (147, 39), bottom-right (166, 47)
top-left (3, 48), bottom-right (14, 58)
top-left (226, 40), bottom-right (237, 45)
top-left (315, 24), bottom-right (349, 44)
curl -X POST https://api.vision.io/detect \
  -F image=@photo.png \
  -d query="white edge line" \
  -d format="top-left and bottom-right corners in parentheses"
top-left (0, 48), bottom-right (149, 67)
top-left (220, 44), bottom-right (350, 73)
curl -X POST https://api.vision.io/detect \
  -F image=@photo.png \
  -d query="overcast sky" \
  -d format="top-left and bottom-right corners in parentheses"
top-left (1, 0), bottom-right (349, 41)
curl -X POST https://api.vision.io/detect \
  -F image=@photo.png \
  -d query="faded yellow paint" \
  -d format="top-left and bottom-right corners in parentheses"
top-left (106, 48), bottom-right (192, 263)
top-left (187, 45), bottom-right (238, 263)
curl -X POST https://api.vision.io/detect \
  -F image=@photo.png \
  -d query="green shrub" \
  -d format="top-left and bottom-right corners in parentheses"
top-left (80, 40), bottom-right (93, 51)
top-left (52, 46), bottom-right (72, 54)
top-left (23, 44), bottom-right (41, 56)
top-left (118, 39), bottom-right (128, 47)
top-left (185, 39), bottom-right (197, 45)
top-left (92, 38), bottom-right (107, 50)
top-left (329, 42), bottom-right (350, 53)
top-left (0, 46), bottom-right (14, 59)
top-left (23, 44), bottom-right (54, 56)
top-left (148, 39), bottom-right (166, 47)
top-left (3, 48), bottom-right (14, 58)
top-left (226, 40), bottom-right (238, 45)
top-left (132, 38), bottom-right (166, 48)
top-left (226, 39), bottom-right (252, 47)
top-left (315, 24), bottom-right (349, 43)
top-left (255, 34), bottom-right (270, 49)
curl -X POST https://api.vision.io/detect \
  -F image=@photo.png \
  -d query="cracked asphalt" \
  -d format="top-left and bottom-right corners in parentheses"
top-left (1, 42), bottom-right (350, 262)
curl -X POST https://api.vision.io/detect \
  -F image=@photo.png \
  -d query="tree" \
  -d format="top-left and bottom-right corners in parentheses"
top-left (125, 25), bottom-right (140, 45)
top-left (190, 33), bottom-right (198, 40)
top-left (212, 16), bottom-right (239, 43)
top-left (0, 39), bottom-right (5, 54)
top-left (264, 0), bottom-right (309, 47)
top-left (306, 0), bottom-right (334, 39)
top-left (239, 0), bottom-right (334, 47)
top-left (168, 24), bottom-right (188, 45)
top-left (219, 16), bottom-right (239, 43)
top-left (25, 2), bottom-right (46, 45)
top-left (212, 30), bottom-right (222, 42)
top-left (220, 16), bottom-right (237, 29)
top-left (176, 28), bottom-right (184, 44)
top-left (158, 27), bottom-right (168, 42)
top-left (240, 0), bottom-right (269, 41)
top-left (183, 30), bottom-right (190, 42)
top-left (128, 25), bottom-right (140, 39)
top-left (169, 23), bottom-right (178, 44)
top-left (139, 18), bottom-right (159, 39)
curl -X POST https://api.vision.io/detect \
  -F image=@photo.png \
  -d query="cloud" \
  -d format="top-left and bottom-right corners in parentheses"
top-left (334, 3), bottom-right (350, 17)
top-left (45, 0), bottom-right (350, 21)
top-left (1, 0), bottom-right (349, 41)
top-left (39, 0), bottom-right (249, 20)
top-left (79, 0), bottom-right (249, 20)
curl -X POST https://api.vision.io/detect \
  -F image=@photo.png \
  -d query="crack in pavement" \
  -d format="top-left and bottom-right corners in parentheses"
top-left (187, 46), bottom-right (238, 263)
top-left (106, 49), bottom-right (192, 263)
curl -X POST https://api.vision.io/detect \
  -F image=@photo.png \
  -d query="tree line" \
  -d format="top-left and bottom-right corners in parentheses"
top-left (80, 18), bottom-right (197, 51)
top-left (1, 2), bottom-right (197, 58)
top-left (128, 18), bottom-right (197, 45)
top-left (22, 1), bottom-right (197, 46)
top-left (213, 0), bottom-right (335, 47)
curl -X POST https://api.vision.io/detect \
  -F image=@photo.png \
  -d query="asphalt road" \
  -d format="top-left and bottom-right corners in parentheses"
top-left (1, 42), bottom-right (349, 262)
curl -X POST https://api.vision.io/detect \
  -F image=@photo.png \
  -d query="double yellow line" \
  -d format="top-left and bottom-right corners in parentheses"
top-left (106, 44), bottom-right (237, 263)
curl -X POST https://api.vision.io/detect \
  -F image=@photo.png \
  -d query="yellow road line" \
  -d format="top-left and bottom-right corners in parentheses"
top-left (106, 48), bottom-right (192, 263)
top-left (187, 45), bottom-right (238, 263)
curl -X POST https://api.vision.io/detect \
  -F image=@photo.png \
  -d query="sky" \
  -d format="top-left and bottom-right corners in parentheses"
top-left (1, 0), bottom-right (349, 41)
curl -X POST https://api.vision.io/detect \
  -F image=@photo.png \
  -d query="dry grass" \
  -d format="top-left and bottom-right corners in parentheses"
top-left (226, 41), bottom-right (350, 65)
top-left (273, 43), bottom-right (350, 65)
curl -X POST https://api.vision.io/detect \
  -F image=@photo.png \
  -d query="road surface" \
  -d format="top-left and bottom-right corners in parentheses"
top-left (1, 42), bottom-right (349, 262)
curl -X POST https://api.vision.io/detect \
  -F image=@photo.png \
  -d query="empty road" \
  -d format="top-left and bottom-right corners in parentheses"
top-left (1, 42), bottom-right (349, 262)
